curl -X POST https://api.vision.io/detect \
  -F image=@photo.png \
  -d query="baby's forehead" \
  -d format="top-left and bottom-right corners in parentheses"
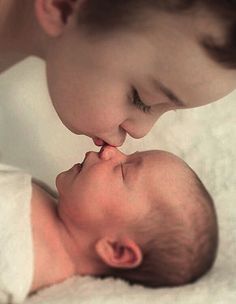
top-left (134, 150), bottom-right (186, 170)
top-left (125, 150), bottom-right (191, 194)
top-left (136, 150), bottom-right (193, 200)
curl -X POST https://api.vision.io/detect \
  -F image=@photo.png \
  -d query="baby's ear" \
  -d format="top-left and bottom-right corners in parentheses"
top-left (95, 237), bottom-right (143, 269)
top-left (35, 0), bottom-right (79, 36)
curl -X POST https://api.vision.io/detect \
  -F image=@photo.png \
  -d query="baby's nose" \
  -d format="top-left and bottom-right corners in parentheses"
top-left (99, 145), bottom-right (116, 160)
top-left (99, 145), bottom-right (125, 161)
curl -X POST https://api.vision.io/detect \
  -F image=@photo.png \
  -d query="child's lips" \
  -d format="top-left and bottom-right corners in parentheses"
top-left (92, 137), bottom-right (117, 147)
top-left (92, 137), bottom-right (106, 146)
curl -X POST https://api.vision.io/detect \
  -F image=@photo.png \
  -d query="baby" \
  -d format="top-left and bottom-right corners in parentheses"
top-left (0, 146), bottom-right (218, 303)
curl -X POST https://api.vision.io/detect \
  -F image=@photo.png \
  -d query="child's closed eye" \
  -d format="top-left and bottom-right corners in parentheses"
top-left (131, 88), bottom-right (152, 114)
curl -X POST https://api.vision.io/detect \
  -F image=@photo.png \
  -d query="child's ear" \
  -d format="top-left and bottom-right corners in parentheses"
top-left (35, 0), bottom-right (79, 36)
top-left (95, 237), bottom-right (143, 269)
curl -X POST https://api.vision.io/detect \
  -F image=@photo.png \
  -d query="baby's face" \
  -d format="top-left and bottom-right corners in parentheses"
top-left (56, 146), bottom-right (188, 238)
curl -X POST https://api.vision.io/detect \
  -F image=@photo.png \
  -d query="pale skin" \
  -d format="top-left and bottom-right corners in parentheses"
top-left (30, 145), bottom-right (195, 293)
top-left (0, 0), bottom-right (235, 146)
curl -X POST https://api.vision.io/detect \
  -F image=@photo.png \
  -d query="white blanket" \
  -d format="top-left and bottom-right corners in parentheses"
top-left (0, 58), bottom-right (235, 304)
top-left (0, 165), bottom-right (33, 304)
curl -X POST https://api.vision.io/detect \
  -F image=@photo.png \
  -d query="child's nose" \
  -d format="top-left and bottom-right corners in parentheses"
top-left (99, 145), bottom-right (125, 161)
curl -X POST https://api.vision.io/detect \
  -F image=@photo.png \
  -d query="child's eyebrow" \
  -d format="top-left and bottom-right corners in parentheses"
top-left (152, 79), bottom-right (186, 107)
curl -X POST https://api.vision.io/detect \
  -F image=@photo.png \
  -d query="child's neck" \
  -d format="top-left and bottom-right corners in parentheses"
top-left (30, 183), bottom-right (77, 293)
top-left (0, 0), bottom-right (45, 73)
top-left (0, 1), bottom-right (26, 72)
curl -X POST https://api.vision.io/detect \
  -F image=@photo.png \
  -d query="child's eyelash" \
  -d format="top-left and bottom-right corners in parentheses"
top-left (132, 88), bottom-right (151, 114)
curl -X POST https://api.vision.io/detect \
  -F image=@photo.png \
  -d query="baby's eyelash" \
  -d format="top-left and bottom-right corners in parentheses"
top-left (132, 88), bottom-right (151, 114)
top-left (120, 163), bottom-right (125, 179)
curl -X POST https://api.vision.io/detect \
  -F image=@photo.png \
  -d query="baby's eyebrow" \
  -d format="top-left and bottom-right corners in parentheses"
top-left (152, 79), bottom-right (186, 107)
top-left (124, 155), bottom-right (143, 189)
top-left (128, 152), bottom-right (143, 164)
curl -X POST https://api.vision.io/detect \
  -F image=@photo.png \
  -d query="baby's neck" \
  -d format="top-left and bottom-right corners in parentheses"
top-left (30, 183), bottom-right (77, 293)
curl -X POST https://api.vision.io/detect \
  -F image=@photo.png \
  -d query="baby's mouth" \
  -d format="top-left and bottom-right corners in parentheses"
top-left (78, 160), bottom-right (84, 173)
top-left (74, 163), bottom-right (82, 174)
top-left (78, 153), bottom-right (88, 173)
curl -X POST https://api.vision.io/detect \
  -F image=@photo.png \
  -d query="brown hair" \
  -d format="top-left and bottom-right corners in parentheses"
top-left (77, 0), bottom-right (236, 69)
top-left (99, 165), bottom-right (218, 288)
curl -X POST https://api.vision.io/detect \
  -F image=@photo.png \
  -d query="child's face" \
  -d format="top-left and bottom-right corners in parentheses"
top-left (46, 9), bottom-right (236, 146)
top-left (56, 146), bottom-right (186, 239)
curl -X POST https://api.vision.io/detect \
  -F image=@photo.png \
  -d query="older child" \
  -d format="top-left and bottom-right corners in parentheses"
top-left (0, 146), bottom-right (218, 303)
top-left (0, 0), bottom-right (236, 146)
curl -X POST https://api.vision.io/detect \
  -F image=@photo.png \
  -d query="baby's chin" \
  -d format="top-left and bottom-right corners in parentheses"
top-left (55, 173), bottom-right (62, 192)
top-left (55, 163), bottom-right (82, 193)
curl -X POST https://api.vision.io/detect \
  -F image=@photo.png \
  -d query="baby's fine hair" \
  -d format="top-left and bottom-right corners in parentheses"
top-left (102, 163), bottom-right (218, 288)
top-left (77, 0), bottom-right (236, 69)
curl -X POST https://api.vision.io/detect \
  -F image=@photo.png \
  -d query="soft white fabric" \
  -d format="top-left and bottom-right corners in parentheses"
top-left (0, 164), bottom-right (33, 304)
top-left (0, 58), bottom-right (235, 304)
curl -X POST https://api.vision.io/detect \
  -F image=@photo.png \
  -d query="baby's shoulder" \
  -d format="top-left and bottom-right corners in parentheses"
top-left (0, 164), bottom-right (32, 214)
top-left (31, 181), bottom-right (58, 224)
top-left (32, 178), bottom-right (58, 199)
